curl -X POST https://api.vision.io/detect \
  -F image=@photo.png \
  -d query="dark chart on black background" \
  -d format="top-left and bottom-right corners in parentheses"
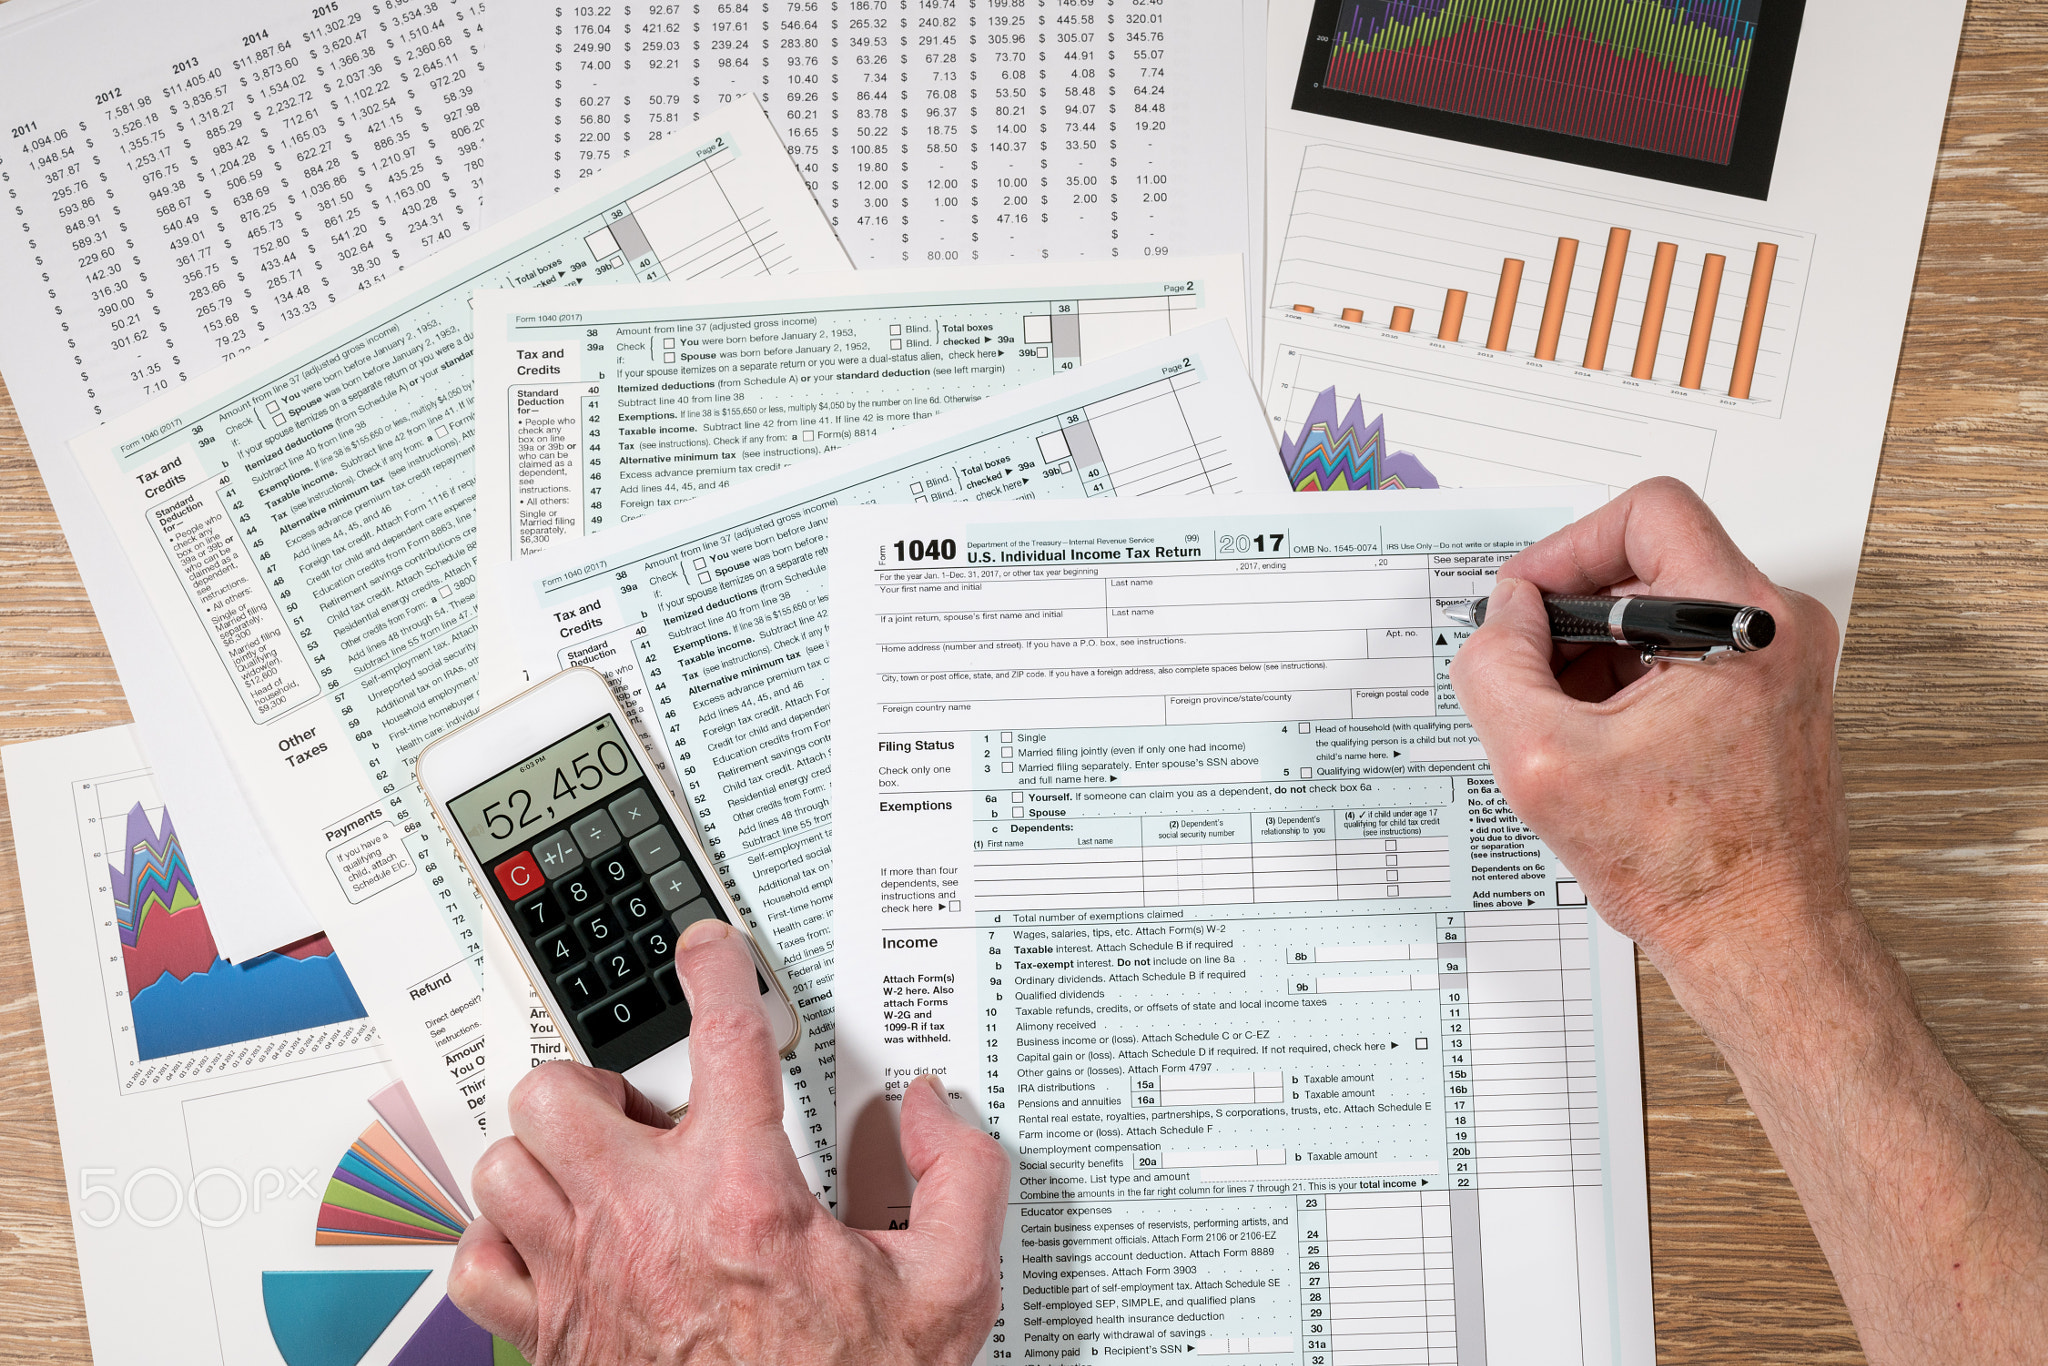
top-left (1315, 0), bottom-right (1763, 165)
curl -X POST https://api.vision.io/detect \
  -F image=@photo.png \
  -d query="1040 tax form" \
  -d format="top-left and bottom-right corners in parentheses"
top-left (828, 494), bottom-right (1652, 1365)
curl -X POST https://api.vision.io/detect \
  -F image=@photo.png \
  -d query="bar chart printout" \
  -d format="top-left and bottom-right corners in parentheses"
top-left (1317, 0), bottom-right (1761, 164)
top-left (1286, 228), bottom-right (1781, 400)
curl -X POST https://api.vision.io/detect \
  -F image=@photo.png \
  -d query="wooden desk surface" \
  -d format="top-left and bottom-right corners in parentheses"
top-left (1, 5), bottom-right (2043, 1360)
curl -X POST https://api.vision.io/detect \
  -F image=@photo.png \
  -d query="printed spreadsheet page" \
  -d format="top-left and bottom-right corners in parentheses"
top-left (481, 0), bottom-right (1266, 289)
top-left (828, 491), bottom-right (1653, 1366)
top-left (0, 0), bottom-right (494, 959)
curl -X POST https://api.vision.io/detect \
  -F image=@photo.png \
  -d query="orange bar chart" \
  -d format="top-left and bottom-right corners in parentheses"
top-left (1680, 253), bottom-right (1727, 390)
top-left (1439, 289), bottom-right (1468, 342)
top-left (1585, 228), bottom-right (1630, 370)
top-left (1340, 307), bottom-right (1365, 323)
top-left (1729, 241), bottom-right (1779, 399)
top-left (1534, 237), bottom-right (1579, 361)
top-left (1389, 306), bottom-right (1415, 332)
top-left (1632, 241), bottom-right (1679, 380)
top-left (1486, 258), bottom-right (1524, 351)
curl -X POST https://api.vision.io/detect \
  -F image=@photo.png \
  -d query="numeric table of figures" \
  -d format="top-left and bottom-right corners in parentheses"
top-left (492, 0), bottom-right (1257, 267)
top-left (0, 0), bottom-right (485, 423)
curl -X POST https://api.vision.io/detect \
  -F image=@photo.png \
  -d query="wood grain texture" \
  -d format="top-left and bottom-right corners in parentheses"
top-left (0, 366), bottom-right (126, 1364)
top-left (0, 4), bottom-right (2041, 1362)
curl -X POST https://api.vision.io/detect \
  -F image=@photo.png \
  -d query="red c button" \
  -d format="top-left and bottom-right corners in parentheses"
top-left (493, 851), bottom-right (545, 899)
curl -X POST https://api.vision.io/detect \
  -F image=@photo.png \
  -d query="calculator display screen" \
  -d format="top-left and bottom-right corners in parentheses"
top-left (445, 712), bottom-right (757, 1070)
top-left (448, 715), bottom-right (644, 864)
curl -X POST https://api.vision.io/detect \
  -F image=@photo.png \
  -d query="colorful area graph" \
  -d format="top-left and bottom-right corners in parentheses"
top-left (1320, 0), bottom-right (1758, 164)
top-left (115, 803), bottom-right (367, 1060)
top-left (316, 1119), bottom-right (469, 1247)
top-left (1283, 387), bottom-right (1441, 492)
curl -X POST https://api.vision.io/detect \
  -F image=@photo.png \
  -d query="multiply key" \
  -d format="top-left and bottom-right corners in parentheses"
top-left (608, 790), bottom-right (660, 838)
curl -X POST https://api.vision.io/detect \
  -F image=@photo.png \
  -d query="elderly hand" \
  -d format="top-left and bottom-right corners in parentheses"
top-left (449, 917), bottom-right (1010, 1364)
top-left (1448, 476), bottom-right (1849, 976)
top-left (1449, 478), bottom-right (2048, 1366)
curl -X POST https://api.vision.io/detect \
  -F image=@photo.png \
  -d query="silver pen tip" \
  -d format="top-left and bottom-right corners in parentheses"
top-left (1443, 601), bottom-right (1477, 628)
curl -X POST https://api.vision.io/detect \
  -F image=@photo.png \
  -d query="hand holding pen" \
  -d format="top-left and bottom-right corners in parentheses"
top-left (1446, 591), bottom-right (1775, 665)
top-left (1444, 477), bottom-right (1842, 959)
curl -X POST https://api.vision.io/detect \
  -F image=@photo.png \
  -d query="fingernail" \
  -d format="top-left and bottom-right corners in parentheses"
top-left (682, 917), bottom-right (731, 948)
top-left (918, 1074), bottom-right (953, 1110)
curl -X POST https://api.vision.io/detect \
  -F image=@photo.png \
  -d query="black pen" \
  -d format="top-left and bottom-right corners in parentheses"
top-left (1444, 593), bottom-right (1776, 664)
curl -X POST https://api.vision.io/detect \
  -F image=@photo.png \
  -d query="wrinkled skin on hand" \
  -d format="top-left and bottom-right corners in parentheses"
top-left (450, 918), bottom-right (1010, 1365)
top-left (1449, 487), bottom-right (2048, 1366)
top-left (1448, 477), bottom-right (1848, 971)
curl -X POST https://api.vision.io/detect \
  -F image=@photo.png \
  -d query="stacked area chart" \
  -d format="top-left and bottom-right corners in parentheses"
top-left (74, 763), bottom-right (376, 1088)
top-left (1283, 387), bottom-right (1442, 492)
top-left (113, 802), bottom-right (368, 1062)
top-left (1319, 0), bottom-right (1760, 164)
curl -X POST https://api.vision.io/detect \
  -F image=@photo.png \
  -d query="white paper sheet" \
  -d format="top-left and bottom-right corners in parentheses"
top-left (1260, 0), bottom-right (1966, 628)
top-left (479, 0), bottom-right (1266, 337)
top-left (2, 725), bottom-right (492, 1366)
top-left (497, 322), bottom-right (1290, 1207)
top-left (0, 0), bottom-right (491, 959)
top-left (472, 254), bottom-right (1251, 703)
top-left (65, 96), bottom-right (848, 1184)
top-left (827, 489), bottom-right (1653, 1365)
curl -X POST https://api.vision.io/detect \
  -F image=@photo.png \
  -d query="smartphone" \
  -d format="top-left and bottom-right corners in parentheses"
top-left (416, 666), bottom-right (798, 1112)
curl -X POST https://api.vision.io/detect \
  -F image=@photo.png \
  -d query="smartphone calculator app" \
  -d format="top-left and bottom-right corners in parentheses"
top-left (446, 714), bottom-right (760, 1070)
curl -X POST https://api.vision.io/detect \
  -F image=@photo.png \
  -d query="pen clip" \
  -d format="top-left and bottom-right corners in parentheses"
top-left (1639, 645), bottom-right (1739, 667)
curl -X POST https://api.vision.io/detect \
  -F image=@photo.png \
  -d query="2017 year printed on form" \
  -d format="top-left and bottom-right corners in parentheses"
top-left (830, 492), bottom-right (1654, 1366)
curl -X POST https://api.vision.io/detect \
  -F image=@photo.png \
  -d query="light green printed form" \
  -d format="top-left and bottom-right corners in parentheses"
top-left (828, 494), bottom-right (1657, 1364)
top-left (470, 258), bottom-right (1249, 697)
